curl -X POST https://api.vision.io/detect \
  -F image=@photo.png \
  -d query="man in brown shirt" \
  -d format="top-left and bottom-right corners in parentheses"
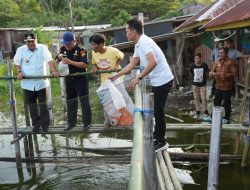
top-left (210, 47), bottom-right (238, 124)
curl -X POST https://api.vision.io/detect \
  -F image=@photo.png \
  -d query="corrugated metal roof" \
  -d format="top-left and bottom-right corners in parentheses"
top-left (175, 0), bottom-right (242, 32)
top-left (203, 0), bottom-right (250, 29)
top-left (0, 24), bottom-right (111, 31)
top-left (95, 15), bottom-right (191, 33)
top-left (174, 3), bottom-right (214, 32)
top-left (112, 32), bottom-right (180, 50)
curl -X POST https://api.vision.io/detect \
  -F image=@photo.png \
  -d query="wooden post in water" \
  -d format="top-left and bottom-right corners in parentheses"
top-left (7, 59), bottom-right (23, 175)
top-left (143, 93), bottom-right (158, 190)
top-left (207, 106), bottom-right (223, 190)
top-left (234, 64), bottom-right (250, 155)
top-left (241, 64), bottom-right (250, 167)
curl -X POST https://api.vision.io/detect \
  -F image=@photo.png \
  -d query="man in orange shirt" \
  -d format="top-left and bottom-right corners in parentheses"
top-left (210, 47), bottom-right (237, 124)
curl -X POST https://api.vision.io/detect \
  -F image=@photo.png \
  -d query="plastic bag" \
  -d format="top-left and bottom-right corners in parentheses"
top-left (106, 80), bottom-right (126, 110)
top-left (58, 61), bottom-right (69, 76)
top-left (96, 79), bottom-right (134, 127)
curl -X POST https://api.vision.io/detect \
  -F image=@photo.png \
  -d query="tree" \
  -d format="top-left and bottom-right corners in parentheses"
top-left (0, 0), bottom-right (214, 28)
top-left (111, 10), bottom-right (132, 26)
top-left (0, 0), bottom-right (20, 27)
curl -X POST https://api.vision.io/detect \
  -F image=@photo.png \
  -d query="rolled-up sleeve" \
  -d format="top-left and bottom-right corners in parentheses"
top-left (43, 45), bottom-right (53, 63)
top-left (13, 48), bottom-right (22, 66)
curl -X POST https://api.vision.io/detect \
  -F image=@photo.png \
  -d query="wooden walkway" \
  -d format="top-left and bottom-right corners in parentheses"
top-left (0, 123), bottom-right (246, 135)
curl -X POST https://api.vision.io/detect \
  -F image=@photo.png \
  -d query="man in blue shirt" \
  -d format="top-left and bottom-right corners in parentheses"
top-left (14, 32), bottom-right (59, 133)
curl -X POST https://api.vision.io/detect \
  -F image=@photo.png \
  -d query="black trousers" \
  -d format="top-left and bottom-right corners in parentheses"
top-left (152, 80), bottom-right (173, 142)
top-left (24, 88), bottom-right (50, 127)
top-left (214, 89), bottom-right (231, 120)
top-left (211, 79), bottom-right (216, 96)
top-left (65, 76), bottom-right (91, 127)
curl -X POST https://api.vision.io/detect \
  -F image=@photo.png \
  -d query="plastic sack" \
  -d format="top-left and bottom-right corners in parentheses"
top-left (58, 61), bottom-right (69, 76)
top-left (106, 80), bottom-right (126, 110)
top-left (96, 79), bottom-right (134, 127)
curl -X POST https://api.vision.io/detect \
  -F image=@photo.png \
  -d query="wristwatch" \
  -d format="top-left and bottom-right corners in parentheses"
top-left (138, 76), bottom-right (143, 80)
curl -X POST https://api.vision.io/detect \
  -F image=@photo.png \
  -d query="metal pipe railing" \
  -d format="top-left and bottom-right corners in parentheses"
top-left (0, 69), bottom-right (122, 80)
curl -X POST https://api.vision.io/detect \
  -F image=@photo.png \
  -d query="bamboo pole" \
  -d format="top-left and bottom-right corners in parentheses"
top-left (163, 150), bottom-right (183, 190)
top-left (61, 146), bottom-right (131, 155)
top-left (7, 59), bottom-right (24, 178)
top-left (207, 106), bottom-right (223, 190)
top-left (128, 69), bottom-right (144, 190)
top-left (143, 93), bottom-right (158, 190)
top-left (169, 152), bottom-right (242, 161)
top-left (241, 64), bottom-right (250, 167)
top-left (27, 134), bottom-right (36, 177)
top-left (165, 114), bottom-right (184, 123)
top-left (155, 158), bottom-right (166, 190)
top-left (156, 152), bottom-right (175, 190)
top-left (46, 66), bottom-right (53, 125)
top-left (235, 64), bottom-right (250, 155)
top-left (0, 124), bottom-right (248, 135)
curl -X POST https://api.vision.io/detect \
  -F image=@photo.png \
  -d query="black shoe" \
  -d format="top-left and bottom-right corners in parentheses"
top-left (83, 125), bottom-right (90, 130)
top-left (154, 137), bottom-right (167, 146)
top-left (32, 126), bottom-right (40, 133)
top-left (42, 126), bottom-right (49, 133)
top-left (209, 94), bottom-right (214, 99)
top-left (64, 125), bottom-right (75, 131)
top-left (154, 141), bottom-right (169, 153)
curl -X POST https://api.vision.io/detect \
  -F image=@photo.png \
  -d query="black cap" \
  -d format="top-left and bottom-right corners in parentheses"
top-left (24, 32), bottom-right (37, 41)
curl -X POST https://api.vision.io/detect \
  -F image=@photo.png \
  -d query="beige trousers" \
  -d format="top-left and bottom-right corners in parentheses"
top-left (192, 85), bottom-right (207, 113)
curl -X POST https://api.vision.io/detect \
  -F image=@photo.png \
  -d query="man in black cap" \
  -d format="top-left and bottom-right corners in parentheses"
top-left (14, 31), bottom-right (59, 133)
top-left (57, 31), bottom-right (91, 131)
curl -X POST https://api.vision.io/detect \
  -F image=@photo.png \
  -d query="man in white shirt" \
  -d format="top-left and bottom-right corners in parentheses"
top-left (110, 19), bottom-right (174, 152)
top-left (14, 32), bottom-right (59, 133)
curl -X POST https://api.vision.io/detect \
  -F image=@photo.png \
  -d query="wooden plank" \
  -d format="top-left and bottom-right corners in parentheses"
top-left (0, 123), bottom-right (247, 135)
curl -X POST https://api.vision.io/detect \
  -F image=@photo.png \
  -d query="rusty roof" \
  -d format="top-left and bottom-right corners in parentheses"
top-left (174, 0), bottom-right (242, 32)
top-left (174, 3), bottom-right (214, 32)
top-left (203, 0), bottom-right (250, 29)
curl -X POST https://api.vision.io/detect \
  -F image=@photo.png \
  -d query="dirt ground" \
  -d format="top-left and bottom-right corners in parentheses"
top-left (166, 81), bottom-right (246, 124)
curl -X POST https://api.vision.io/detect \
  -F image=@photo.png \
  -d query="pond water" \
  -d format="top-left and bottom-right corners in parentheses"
top-left (0, 129), bottom-right (250, 190)
top-left (0, 76), bottom-right (249, 189)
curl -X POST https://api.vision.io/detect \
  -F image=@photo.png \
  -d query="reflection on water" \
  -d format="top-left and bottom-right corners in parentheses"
top-left (0, 133), bottom-right (132, 190)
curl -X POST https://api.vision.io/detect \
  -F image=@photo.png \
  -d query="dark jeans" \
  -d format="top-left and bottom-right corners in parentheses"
top-left (65, 76), bottom-right (91, 127)
top-left (24, 88), bottom-right (50, 128)
top-left (152, 80), bottom-right (173, 142)
top-left (214, 89), bottom-right (231, 120)
top-left (211, 79), bottom-right (216, 96)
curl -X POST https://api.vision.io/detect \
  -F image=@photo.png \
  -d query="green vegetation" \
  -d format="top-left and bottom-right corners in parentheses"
top-left (0, 0), bottom-right (214, 28)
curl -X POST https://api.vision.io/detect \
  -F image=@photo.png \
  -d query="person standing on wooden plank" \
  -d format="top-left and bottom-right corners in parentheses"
top-left (210, 47), bottom-right (238, 124)
top-left (14, 32), bottom-right (59, 133)
top-left (57, 32), bottom-right (91, 131)
top-left (109, 19), bottom-right (174, 152)
top-left (189, 53), bottom-right (210, 120)
top-left (89, 33), bottom-right (124, 128)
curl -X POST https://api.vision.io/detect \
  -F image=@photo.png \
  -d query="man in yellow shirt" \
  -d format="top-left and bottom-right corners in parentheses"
top-left (89, 33), bottom-right (124, 127)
